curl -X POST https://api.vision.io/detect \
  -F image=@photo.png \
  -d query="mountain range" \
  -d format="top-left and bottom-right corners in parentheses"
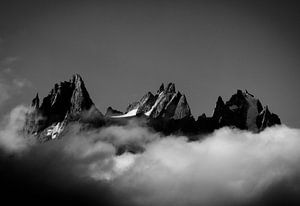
top-left (23, 74), bottom-right (281, 141)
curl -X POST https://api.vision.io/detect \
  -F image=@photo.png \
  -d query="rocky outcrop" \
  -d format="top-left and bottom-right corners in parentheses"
top-left (173, 94), bottom-right (191, 120)
top-left (136, 92), bottom-right (156, 114)
top-left (24, 74), bottom-right (281, 141)
top-left (256, 106), bottom-right (281, 130)
top-left (24, 74), bottom-right (104, 141)
top-left (31, 93), bottom-right (40, 109)
top-left (121, 82), bottom-right (191, 120)
top-left (157, 83), bottom-right (165, 93)
top-left (210, 89), bottom-right (280, 132)
top-left (109, 85), bottom-right (280, 134)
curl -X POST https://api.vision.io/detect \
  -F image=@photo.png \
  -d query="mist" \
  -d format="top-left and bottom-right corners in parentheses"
top-left (0, 106), bottom-right (300, 206)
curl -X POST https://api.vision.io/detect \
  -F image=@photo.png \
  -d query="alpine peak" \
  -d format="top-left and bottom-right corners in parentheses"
top-left (110, 82), bottom-right (191, 120)
top-left (24, 75), bottom-right (281, 141)
top-left (24, 74), bottom-right (104, 141)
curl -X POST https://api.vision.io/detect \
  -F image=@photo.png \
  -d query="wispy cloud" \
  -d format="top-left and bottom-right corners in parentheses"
top-left (1, 56), bottom-right (19, 66)
top-left (0, 69), bottom-right (32, 107)
top-left (0, 78), bottom-right (10, 106)
top-left (2, 67), bottom-right (12, 74)
top-left (12, 78), bottom-right (32, 88)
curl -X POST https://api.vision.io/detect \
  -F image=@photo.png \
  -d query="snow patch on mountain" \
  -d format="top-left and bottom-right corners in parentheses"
top-left (145, 92), bottom-right (164, 116)
top-left (46, 122), bottom-right (65, 139)
top-left (111, 108), bottom-right (138, 118)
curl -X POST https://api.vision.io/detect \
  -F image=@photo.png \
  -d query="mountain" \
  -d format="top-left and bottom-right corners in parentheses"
top-left (210, 90), bottom-right (281, 132)
top-left (109, 83), bottom-right (191, 120)
top-left (23, 74), bottom-right (281, 141)
top-left (24, 74), bottom-right (104, 141)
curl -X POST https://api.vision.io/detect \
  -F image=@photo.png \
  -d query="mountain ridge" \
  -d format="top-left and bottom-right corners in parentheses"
top-left (23, 74), bottom-right (281, 140)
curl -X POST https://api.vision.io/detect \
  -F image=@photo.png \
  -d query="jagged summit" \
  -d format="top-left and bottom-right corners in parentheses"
top-left (38, 73), bottom-right (99, 118)
top-left (31, 93), bottom-right (39, 109)
top-left (209, 89), bottom-right (280, 132)
top-left (110, 82), bottom-right (191, 120)
top-left (157, 83), bottom-right (165, 93)
top-left (24, 74), bottom-right (103, 140)
top-left (24, 75), bottom-right (281, 141)
top-left (165, 82), bottom-right (176, 93)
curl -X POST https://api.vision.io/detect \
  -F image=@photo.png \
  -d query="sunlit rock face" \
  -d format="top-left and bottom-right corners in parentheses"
top-left (24, 74), bottom-right (281, 141)
top-left (119, 82), bottom-right (191, 120)
top-left (23, 74), bottom-right (104, 141)
top-left (211, 90), bottom-right (280, 132)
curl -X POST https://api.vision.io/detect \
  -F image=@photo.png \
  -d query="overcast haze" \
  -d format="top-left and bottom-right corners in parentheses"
top-left (0, 0), bottom-right (299, 127)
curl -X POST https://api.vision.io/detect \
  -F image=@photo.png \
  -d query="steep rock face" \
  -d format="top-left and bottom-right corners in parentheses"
top-left (157, 83), bottom-right (165, 93)
top-left (69, 74), bottom-right (95, 114)
top-left (212, 96), bottom-right (225, 124)
top-left (24, 75), bottom-right (281, 142)
top-left (162, 91), bottom-right (182, 119)
top-left (257, 106), bottom-right (281, 130)
top-left (120, 82), bottom-right (191, 120)
top-left (136, 92), bottom-right (156, 114)
top-left (150, 83), bottom-right (176, 118)
top-left (148, 83), bottom-right (191, 119)
top-left (122, 92), bottom-right (156, 116)
top-left (31, 93), bottom-right (40, 109)
top-left (24, 74), bottom-right (104, 140)
top-left (211, 90), bottom-right (280, 132)
top-left (173, 95), bottom-right (191, 120)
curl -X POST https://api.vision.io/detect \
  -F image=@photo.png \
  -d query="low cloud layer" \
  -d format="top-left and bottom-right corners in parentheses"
top-left (0, 105), bottom-right (34, 153)
top-left (0, 106), bottom-right (300, 206)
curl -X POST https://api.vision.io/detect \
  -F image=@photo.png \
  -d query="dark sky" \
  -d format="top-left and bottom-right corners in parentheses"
top-left (0, 0), bottom-right (299, 127)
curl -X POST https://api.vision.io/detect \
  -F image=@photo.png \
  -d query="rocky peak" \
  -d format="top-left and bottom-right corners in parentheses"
top-left (69, 74), bottom-right (94, 114)
top-left (38, 74), bottom-right (95, 117)
top-left (173, 94), bottom-right (191, 119)
top-left (162, 91), bottom-right (182, 118)
top-left (119, 82), bottom-right (192, 120)
top-left (137, 92), bottom-right (156, 114)
top-left (31, 93), bottom-right (40, 109)
top-left (257, 106), bottom-right (281, 130)
top-left (211, 89), bottom-right (280, 131)
top-left (71, 73), bottom-right (83, 84)
top-left (165, 82), bottom-right (176, 93)
top-left (24, 74), bottom-right (103, 140)
top-left (125, 92), bottom-right (155, 113)
top-left (213, 96), bottom-right (225, 120)
top-left (157, 83), bottom-right (165, 94)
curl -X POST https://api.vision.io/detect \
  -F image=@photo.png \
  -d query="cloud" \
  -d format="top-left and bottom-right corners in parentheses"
top-left (0, 71), bottom-right (31, 106)
top-left (2, 67), bottom-right (12, 74)
top-left (109, 126), bottom-right (300, 206)
top-left (12, 78), bottom-right (32, 88)
top-left (0, 78), bottom-right (10, 106)
top-left (0, 107), bottom-right (300, 206)
top-left (45, 124), bottom-right (300, 206)
top-left (1, 56), bottom-right (19, 65)
top-left (0, 105), bottom-right (35, 153)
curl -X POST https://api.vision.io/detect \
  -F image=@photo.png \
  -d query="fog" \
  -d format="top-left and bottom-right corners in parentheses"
top-left (0, 106), bottom-right (300, 206)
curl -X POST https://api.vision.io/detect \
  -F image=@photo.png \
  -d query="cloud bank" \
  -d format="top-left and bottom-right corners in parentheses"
top-left (0, 106), bottom-right (300, 206)
top-left (0, 105), bottom-right (34, 153)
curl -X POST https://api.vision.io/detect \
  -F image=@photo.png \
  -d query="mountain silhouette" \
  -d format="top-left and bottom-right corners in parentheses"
top-left (24, 74), bottom-right (281, 141)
